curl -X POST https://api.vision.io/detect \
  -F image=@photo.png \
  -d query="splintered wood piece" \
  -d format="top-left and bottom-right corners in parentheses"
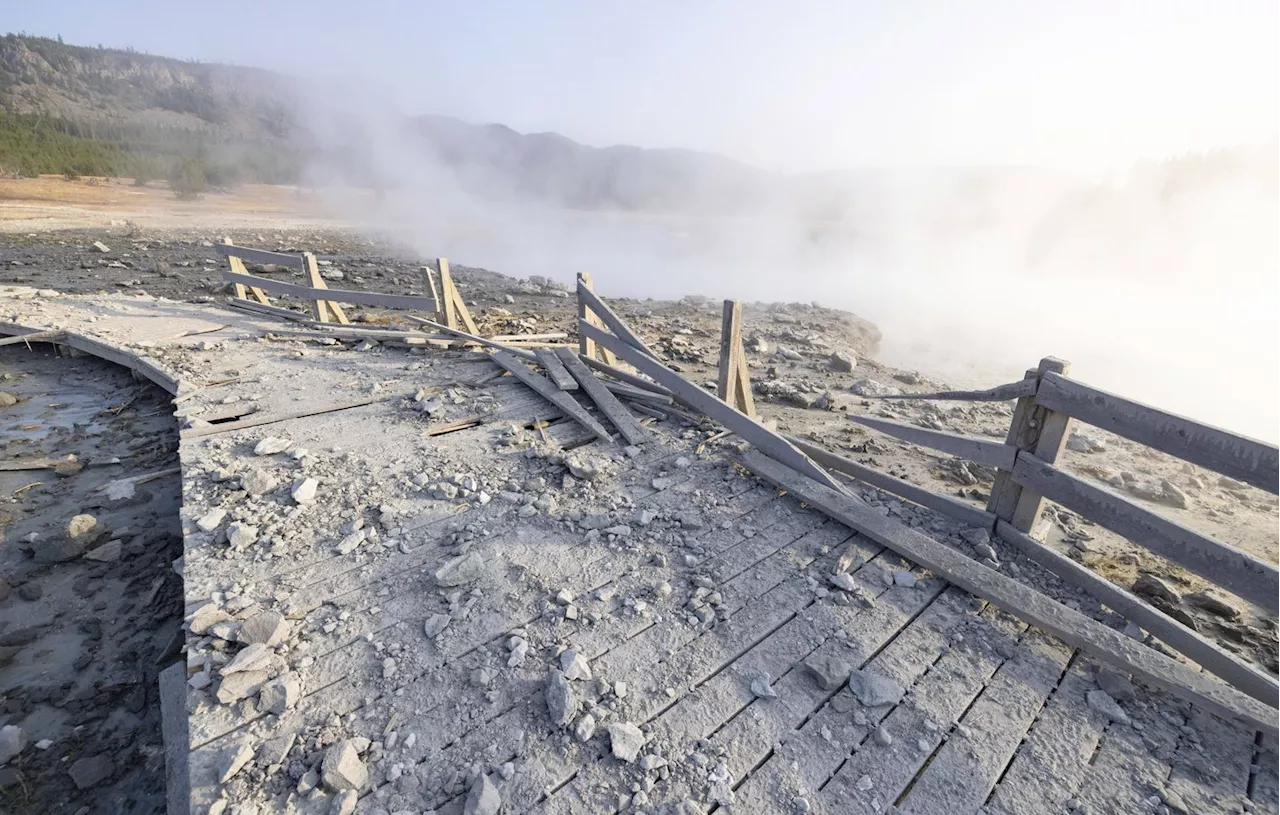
top-left (490, 351), bottom-right (613, 443)
top-left (223, 238), bottom-right (271, 304)
top-left (535, 348), bottom-right (579, 391)
top-left (554, 347), bottom-right (650, 446)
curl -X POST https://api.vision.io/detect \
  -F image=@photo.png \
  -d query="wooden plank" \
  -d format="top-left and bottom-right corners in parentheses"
top-left (735, 449), bottom-right (1280, 737)
top-left (403, 316), bottom-right (538, 362)
top-left (554, 348), bottom-right (649, 446)
top-left (179, 396), bottom-right (384, 439)
top-left (601, 380), bottom-right (673, 406)
top-left (438, 259), bottom-right (479, 335)
top-left (158, 662), bottom-right (191, 815)
top-left (534, 348), bottom-right (578, 391)
top-left (786, 435), bottom-right (998, 530)
top-left (996, 520), bottom-right (1278, 705)
top-left (873, 379), bottom-right (1040, 402)
top-left (1010, 358), bottom-right (1075, 534)
top-left (225, 298), bottom-right (313, 323)
top-left (0, 330), bottom-right (64, 347)
top-left (302, 252), bottom-right (350, 324)
top-left (576, 272), bottom-right (617, 365)
top-left (214, 242), bottom-right (305, 269)
top-left (582, 320), bottom-right (847, 493)
top-left (489, 351), bottom-right (612, 443)
top-left (422, 262), bottom-right (441, 313)
top-left (576, 279), bottom-right (661, 359)
top-left (988, 367), bottom-right (1044, 518)
top-left (222, 237), bottom-right (270, 304)
top-left (219, 271), bottom-right (440, 311)
top-left (718, 299), bottom-right (744, 405)
top-left (1038, 371), bottom-right (1280, 494)
top-left (848, 413), bottom-right (1018, 470)
top-left (1010, 454), bottom-right (1279, 612)
top-left (577, 354), bottom-right (673, 398)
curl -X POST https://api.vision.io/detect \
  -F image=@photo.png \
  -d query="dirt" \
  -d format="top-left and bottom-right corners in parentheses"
top-left (0, 345), bottom-right (184, 813)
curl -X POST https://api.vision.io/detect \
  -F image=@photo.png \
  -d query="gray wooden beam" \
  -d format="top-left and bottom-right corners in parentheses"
top-left (554, 348), bottom-right (650, 446)
top-left (575, 281), bottom-right (662, 359)
top-left (490, 351), bottom-right (613, 443)
top-left (871, 379), bottom-right (1039, 402)
top-left (220, 271), bottom-right (439, 312)
top-left (214, 243), bottom-right (305, 269)
top-left (847, 414), bottom-right (1018, 470)
top-left (735, 449), bottom-right (1278, 738)
top-left (535, 348), bottom-right (579, 391)
top-left (1011, 453), bottom-right (1278, 612)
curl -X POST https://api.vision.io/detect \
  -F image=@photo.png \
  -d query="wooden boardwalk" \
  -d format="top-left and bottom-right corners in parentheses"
top-left (0, 288), bottom-right (1274, 815)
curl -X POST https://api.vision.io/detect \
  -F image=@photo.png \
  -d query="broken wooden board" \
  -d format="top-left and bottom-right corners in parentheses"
top-left (576, 280), bottom-right (661, 359)
top-left (403, 317), bottom-right (537, 362)
top-left (848, 413), bottom-right (1018, 470)
top-left (735, 449), bottom-right (1279, 737)
top-left (554, 347), bottom-right (649, 446)
top-left (489, 351), bottom-right (612, 443)
top-left (581, 320), bottom-right (847, 493)
top-left (996, 520), bottom-right (1279, 706)
top-left (871, 378), bottom-right (1039, 401)
top-left (534, 348), bottom-right (578, 391)
top-left (219, 271), bottom-right (438, 312)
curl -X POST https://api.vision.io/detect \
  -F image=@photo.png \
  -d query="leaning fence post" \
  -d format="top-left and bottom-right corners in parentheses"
top-left (717, 299), bottom-right (756, 416)
top-left (987, 357), bottom-right (1072, 537)
top-left (577, 272), bottom-right (618, 366)
top-left (223, 237), bottom-right (270, 305)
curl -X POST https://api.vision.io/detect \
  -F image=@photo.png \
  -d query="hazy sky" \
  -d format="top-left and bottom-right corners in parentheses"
top-left (7, 1), bottom-right (1278, 171)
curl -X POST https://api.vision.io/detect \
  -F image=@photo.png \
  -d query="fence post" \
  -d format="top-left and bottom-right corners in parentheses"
top-left (717, 299), bottom-right (756, 416)
top-left (437, 259), bottom-right (479, 335)
top-left (302, 252), bottom-right (350, 324)
top-left (987, 357), bottom-right (1072, 536)
top-left (577, 272), bottom-right (618, 366)
top-left (223, 238), bottom-right (270, 305)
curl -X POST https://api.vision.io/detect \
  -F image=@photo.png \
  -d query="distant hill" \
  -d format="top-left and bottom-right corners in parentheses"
top-left (0, 33), bottom-right (773, 210)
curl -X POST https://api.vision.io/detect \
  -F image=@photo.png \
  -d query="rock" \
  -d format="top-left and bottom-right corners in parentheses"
top-left (291, 478), bottom-right (319, 504)
top-left (1157, 479), bottom-right (1190, 509)
top-left (750, 673), bottom-right (778, 699)
top-left (424, 613), bottom-right (451, 638)
top-left (1132, 573), bottom-right (1180, 603)
top-left (222, 643), bottom-right (276, 674)
top-left (464, 773), bottom-right (502, 815)
top-left (68, 754), bottom-right (114, 789)
top-left (805, 655), bottom-right (851, 691)
top-left (226, 522), bottom-right (258, 550)
top-left (238, 611), bottom-right (291, 647)
top-left (92, 241), bottom-right (111, 253)
top-left (1086, 690), bottom-right (1129, 724)
top-left (220, 742), bottom-right (255, 782)
top-left (321, 740), bottom-right (369, 791)
top-left (196, 508), bottom-right (227, 532)
top-left (566, 456), bottom-right (603, 480)
top-left (960, 527), bottom-right (990, 547)
top-left (188, 602), bottom-right (231, 635)
top-left (1185, 590), bottom-right (1242, 619)
top-left (239, 468), bottom-right (278, 496)
top-left (435, 551), bottom-right (486, 586)
top-left (257, 733), bottom-right (296, 766)
top-left (874, 726), bottom-right (893, 746)
top-left (851, 379), bottom-right (900, 398)
top-left (892, 571), bottom-right (917, 588)
top-left (335, 529), bottom-right (366, 555)
top-left (973, 543), bottom-right (998, 562)
top-left (777, 346), bottom-right (803, 361)
top-left (560, 649), bottom-right (592, 681)
top-left (607, 723), bottom-right (645, 763)
top-left (69, 513), bottom-right (105, 545)
top-left (1159, 788), bottom-right (1190, 814)
top-left (1066, 431), bottom-right (1107, 453)
top-left (253, 437), bottom-right (292, 455)
top-left (331, 790), bottom-right (358, 815)
top-left (83, 540), bottom-right (122, 562)
top-left (848, 669), bottom-right (904, 707)
top-left (574, 713), bottom-right (597, 742)
top-left (216, 670), bottom-right (269, 704)
top-left (0, 392), bottom-right (16, 408)
top-left (546, 673), bottom-right (578, 726)
top-left (0, 726), bottom-right (24, 765)
top-left (828, 351), bottom-right (857, 372)
top-left (1095, 668), bottom-right (1136, 703)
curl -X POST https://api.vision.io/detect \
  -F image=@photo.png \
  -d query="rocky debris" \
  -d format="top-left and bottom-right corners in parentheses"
top-left (1185, 590), bottom-right (1242, 619)
top-left (848, 669), bottom-right (904, 707)
top-left (216, 671), bottom-right (269, 704)
top-left (464, 773), bottom-right (502, 815)
top-left (805, 655), bottom-right (851, 691)
top-left (560, 649), bottom-right (592, 681)
top-left (607, 722), bottom-right (645, 763)
top-left (1066, 431), bottom-right (1107, 453)
top-left (851, 378), bottom-right (900, 398)
top-left (335, 528), bottom-right (366, 555)
top-left (0, 725), bottom-right (24, 765)
top-left (189, 602), bottom-right (232, 635)
top-left (221, 643), bottom-right (276, 674)
top-left (874, 725), bottom-right (894, 746)
top-left (83, 540), bottom-right (123, 562)
top-left (239, 468), bottom-right (278, 496)
top-left (220, 742), bottom-right (255, 783)
top-left (1159, 479), bottom-right (1190, 509)
top-left (423, 613), bottom-right (451, 639)
top-left (566, 455), bottom-right (604, 480)
top-left (435, 551), bottom-right (486, 586)
top-left (226, 521), bottom-right (258, 550)
top-left (253, 437), bottom-right (292, 455)
top-left (238, 610), bottom-right (290, 646)
top-left (259, 673), bottom-right (301, 713)
top-left (291, 477), bottom-right (318, 504)
top-left (1132, 573), bottom-right (1180, 603)
top-left (828, 350), bottom-right (857, 372)
top-left (40, 513), bottom-right (105, 563)
top-left (196, 508), bottom-right (227, 532)
top-left (973, 543), bottom-right (998, 562)
top-left (892, 570), bottom-right (917, 588)
top-left (0, 391), bottom-right (17, 407)
top-left (332, 790), bottom-right (358, 815)
top-left (546, 672), bottom-right (578, 726)
top-left (321, 740), bottom-right (369, 791)
top-left (1086, 689), bottom-right (1129, 723)
top-left (92, 241), bottom-right (111, 253)
top-left (68, 754), bottom-right (114, 789)
top-left (750, 673), bottom-right (778, 699)
top-left (574, 713), bottom-right (597, 742)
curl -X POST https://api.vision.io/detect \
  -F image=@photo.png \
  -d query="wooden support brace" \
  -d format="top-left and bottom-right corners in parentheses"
top-left (301, 252), bottom-right (350, 324)
top-left (421, 264), bottom-right (441, 313)
top-left (1010, 357), bottom-right (1074, 535)
top-left (437, 259), bottom-right (479, 335)
top-left (576, 272), bottom-right (618, 366)
top-left (223, 238), bottom-right (270, 304)
top-left (717, 300), bottom-right (756, 416)
top-left (988, 358), bottom-right (1068, 530)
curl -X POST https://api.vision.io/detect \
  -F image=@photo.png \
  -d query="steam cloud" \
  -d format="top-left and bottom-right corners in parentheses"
top-left (292, 87), bottom-right (1279, 442)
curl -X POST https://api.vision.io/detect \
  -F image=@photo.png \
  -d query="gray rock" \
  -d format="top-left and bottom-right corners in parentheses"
top-left (828, 351), bottom-right (857, 372)
top-left (239, 468), bottom-right (278, 496)
top-left (546, 672), bottom-right (578, 726)
top-left (1159, 479), bottom-right (1190, 509)
top-left (805, 655), bottom-right (851, 691)
top-left (216, 670), bottom-right (269, 704)
top-left (220, 742), bottom-right (255, 782)
top-left (750, 674), bottom-right (778, 699)
top-left (973, 543), bottom-right (998, 562)
top-left (1095, 668), bottom-right (1136, 703)
top-left (259, 673), bottom-right (302, 714)
top-left (777, 346), bottom-right (804, 361)
top-left (1185, 590), bottom-right (1242, 619)
top-left (1066, 431), bottom-right (1107, 453)
top-left (68, 754), bottom-right (114, 789)
top-left (464, 774), bottom-right (502, 815)
top-left (226, 522), bottom-right (258, 551)
top-left (221, 643), bottom-right (275, 674)
top-left (291, 478), bottom-right (318, 504)
top-left (0, 725), bottom-right (24, 765)
top-left (83, 540), bottom-right (122, 562)
top-left (435, 551), bottom-right (486, 586)
top-left (1086, 690), bottom-right (1130, 724)
top-left (575, 713), bottom-right (597, 742)
top-left (848, 669), bottom-right (904, 707)
top-left (0, 391), bottom-right (16, 407)
top-left (92, 241), bottom-right (111, 253)
top-left (851, 379), bottom-right (900, 397)
top-left (253, 437), bottom-right (292, 455)
top-left (331, 789), bottom-right (358, 815)
top-left (566, 456), bottom-right (603, 480)
top-left (960, 527), bottom-right (990, 547)
top-left (335, 529), bottom-right (367, 555)
top-left (1132, 573), bottom-right (1180, 603)
top-left (238, 611), bottom-right (290, 646)
top-left (424, 613), bottom-right (451, 638)
top-left (892, 571), bottom-right (917, 588)
top-left (196, 508), bottom-right (228, 532)
top-left (560, 649), bottom-right (592, 681)
top-left (874, 725), bottom-right (893, 746)
top-left (828, 573), bottom-right (858, 592)
top-left (321, 740), bottom-right (369, 791)
top-left (608, 722), bottom-right (645, 763)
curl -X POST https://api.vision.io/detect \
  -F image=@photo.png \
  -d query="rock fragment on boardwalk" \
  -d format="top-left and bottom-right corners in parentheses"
top-left (321, 740), bottom-right (368, 791)
top-left (464, 772), bottom-right (502, 815)
top-left (545, 672), bottom-right (578, 726)
top-left (608, 722), bottom-right (645, 763)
